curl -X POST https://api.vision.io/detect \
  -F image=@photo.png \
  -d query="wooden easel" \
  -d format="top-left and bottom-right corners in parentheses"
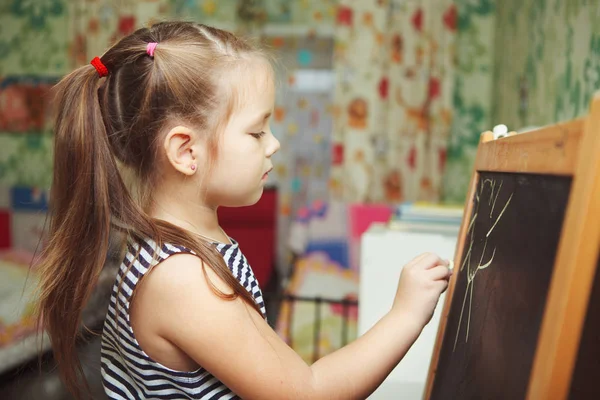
top-left (424, 94), bottom-right (600, 400)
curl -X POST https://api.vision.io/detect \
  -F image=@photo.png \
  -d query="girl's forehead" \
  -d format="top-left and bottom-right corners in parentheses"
top-left (229, 62), bottom-right (275, 113)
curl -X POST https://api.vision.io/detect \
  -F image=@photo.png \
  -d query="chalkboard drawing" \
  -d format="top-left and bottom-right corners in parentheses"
top-left (454, 179), bottom-right (513, 351)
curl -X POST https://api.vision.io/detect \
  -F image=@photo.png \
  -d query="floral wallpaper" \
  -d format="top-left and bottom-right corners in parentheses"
top-left (492, 0), bottom-right (600, 128)
top-left (0, 0), bottom-right (70, 76)
top-left (441, 0), bottom-right (495, 204)
top-left (170, 0), bottom-right (337, 26)
top-left (3, 0), bottom-right (600, 212)
top-left (329, 0), bottom-right (457, 204)
top-left (0, 0), bottom-right (67, 188)
top-left (442, 0), bottom-right (600, 204)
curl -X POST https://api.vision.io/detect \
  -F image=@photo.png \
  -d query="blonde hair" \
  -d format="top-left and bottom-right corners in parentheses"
top-left (36, 21), bottom-right (268, 399)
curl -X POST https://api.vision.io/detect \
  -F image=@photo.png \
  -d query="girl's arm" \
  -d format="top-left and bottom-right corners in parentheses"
top-left (132, 253), bottom-right (449, 400)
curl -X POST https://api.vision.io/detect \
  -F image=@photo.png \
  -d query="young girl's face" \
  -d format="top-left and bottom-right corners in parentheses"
top-left (204, 59), bottom-right (280, 207)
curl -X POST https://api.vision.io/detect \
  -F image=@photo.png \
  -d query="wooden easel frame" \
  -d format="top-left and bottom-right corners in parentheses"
top-left (424, 94), bottom-right (600, 400)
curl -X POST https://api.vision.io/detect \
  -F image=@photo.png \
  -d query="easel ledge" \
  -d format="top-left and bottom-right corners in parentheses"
top-left (474, 118), bottom-right (584, 176)
top-left (424, 94), bottom-right (600, 400)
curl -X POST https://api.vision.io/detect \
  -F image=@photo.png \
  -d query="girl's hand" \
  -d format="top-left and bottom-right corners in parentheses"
top-left (392, 253), bottom-right (452, 329)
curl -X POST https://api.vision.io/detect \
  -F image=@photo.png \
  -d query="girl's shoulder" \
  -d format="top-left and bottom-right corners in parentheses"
top-left (124, 235), bottom-right (196, 265)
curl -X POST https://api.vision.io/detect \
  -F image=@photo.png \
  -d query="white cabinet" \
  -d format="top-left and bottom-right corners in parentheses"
top-left (359, 224), bottom-right (458, 400)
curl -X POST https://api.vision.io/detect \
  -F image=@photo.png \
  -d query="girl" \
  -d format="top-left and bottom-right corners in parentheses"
top-left (36, 21), bottom-right (451, 399)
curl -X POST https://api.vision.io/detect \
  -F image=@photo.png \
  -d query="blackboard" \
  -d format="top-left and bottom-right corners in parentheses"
top-left (430, 171), bottom-right (572, 400)
top-left (568, 255), bottom-right (600, 399)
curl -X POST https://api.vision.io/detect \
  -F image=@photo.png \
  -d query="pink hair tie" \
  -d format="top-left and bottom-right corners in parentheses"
top-left (146, 42), bottom-right (158, 57)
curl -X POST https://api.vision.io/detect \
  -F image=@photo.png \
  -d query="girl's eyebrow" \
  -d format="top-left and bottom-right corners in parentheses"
top-left (249, 111), bottom-right (271, 126)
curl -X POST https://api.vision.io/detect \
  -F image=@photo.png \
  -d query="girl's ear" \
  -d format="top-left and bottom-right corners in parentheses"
top-left (163, 125), bottom-right (202, 175)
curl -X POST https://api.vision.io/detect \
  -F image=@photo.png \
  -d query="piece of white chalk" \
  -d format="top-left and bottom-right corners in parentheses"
top-left (449, 260), bottom-right (454, 271)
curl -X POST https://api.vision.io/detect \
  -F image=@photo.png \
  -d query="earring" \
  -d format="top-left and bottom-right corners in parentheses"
top-left (190, 164), bottom-right (196, 171)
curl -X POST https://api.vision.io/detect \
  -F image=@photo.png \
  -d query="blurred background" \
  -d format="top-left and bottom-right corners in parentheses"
top-left (0, 0), bottom-right (598, 398)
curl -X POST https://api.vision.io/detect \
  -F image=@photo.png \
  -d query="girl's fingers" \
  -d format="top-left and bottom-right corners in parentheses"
top-left (428, 265), bottom-right (452, 280)
top-left (412, 253), bottom-right (448, 270)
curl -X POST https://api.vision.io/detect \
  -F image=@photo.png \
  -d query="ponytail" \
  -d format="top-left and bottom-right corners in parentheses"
top-left (35, 64), bottom-right (117, 398)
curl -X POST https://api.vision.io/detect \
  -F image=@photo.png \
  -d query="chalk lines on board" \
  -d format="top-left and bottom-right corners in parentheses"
top-left (453, 179), bottom-right (512, 351)
top-left (487, 193), bottom-right (513, 237)
top-left (490, 181), bottom-right (503, 217)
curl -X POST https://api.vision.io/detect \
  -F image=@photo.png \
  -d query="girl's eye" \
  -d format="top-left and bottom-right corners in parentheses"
top-left (250, 131), bottom-right (266, 139)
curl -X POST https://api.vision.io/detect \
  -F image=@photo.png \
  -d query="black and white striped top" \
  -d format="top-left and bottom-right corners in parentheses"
top-left (101, 236), bottom-right (267, 399)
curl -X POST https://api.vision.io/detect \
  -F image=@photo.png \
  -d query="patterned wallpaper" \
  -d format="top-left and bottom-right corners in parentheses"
top-left (329, 0), bottom-right (456, 204)
top-left (0, 0), bottom-right (68, 188)
top-left (441, 0), bottom-right (495, 203)
top-left (2, 0), bottom-right (599, 204)
top-left (442, 0), bottom-right (600, 203)
top-left (0, 1), bottom-right (70, 76)
top-left (493, 0), bottom-right (600, 128)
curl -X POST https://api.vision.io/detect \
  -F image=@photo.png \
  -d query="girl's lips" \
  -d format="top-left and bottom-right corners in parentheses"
top-left (262, 167), bottom-right (273, 180)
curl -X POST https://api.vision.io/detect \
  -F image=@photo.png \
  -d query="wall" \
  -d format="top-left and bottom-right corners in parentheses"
top-left (441, 0), bottom-right (496, 203)
top-left (4, 1), bottom-right (599, 209)
top-left (442, 0), bottom-right (600, 204)
top-left (0, 1), bottom-right (68, 188)
top-left (493, 0), bottom-right (600, 128)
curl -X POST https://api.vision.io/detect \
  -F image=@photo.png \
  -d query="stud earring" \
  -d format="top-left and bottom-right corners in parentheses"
top-left (190, 164), bottom-right (196, 171)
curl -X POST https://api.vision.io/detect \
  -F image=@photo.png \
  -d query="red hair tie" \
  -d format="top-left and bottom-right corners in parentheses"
top-left (90, 56), bottom-right (109, 77)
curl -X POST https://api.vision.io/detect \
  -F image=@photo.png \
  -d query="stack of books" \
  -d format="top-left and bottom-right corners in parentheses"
top-left (388, 202), bottom-right (464, 235)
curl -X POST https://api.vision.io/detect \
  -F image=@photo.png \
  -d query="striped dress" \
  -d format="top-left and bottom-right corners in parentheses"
top-left (101, 236), bottom-right (267, 399)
